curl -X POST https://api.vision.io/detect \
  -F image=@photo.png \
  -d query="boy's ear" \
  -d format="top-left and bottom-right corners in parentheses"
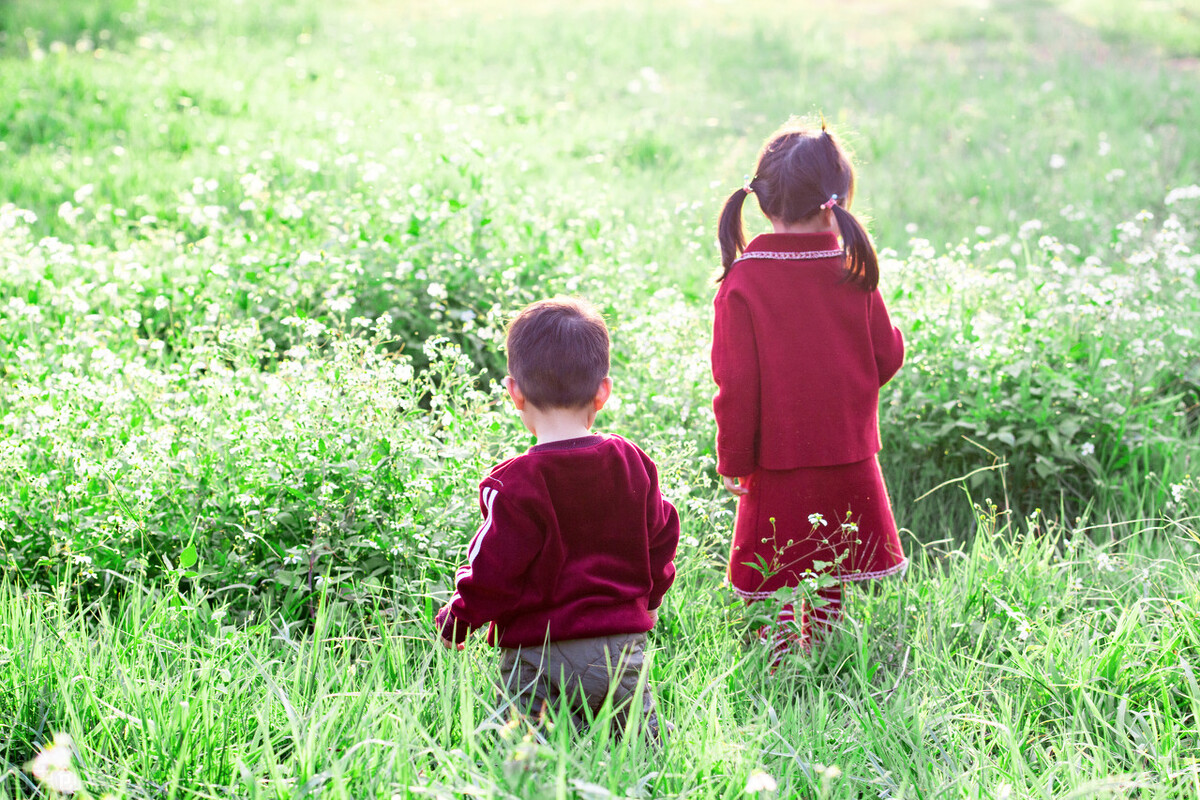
top-left (503, 376), bottom-right (526, 410)
top-left (592, 376), bottom-right (613, 411)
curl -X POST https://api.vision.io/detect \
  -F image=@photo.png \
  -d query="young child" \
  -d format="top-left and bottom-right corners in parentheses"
top-left (434, 297), bottom-right (680, 737)
top-left (710, 118), bottom-right (907, 662)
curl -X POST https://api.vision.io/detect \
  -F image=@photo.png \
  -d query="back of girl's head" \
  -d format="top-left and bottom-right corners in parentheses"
top-left (717, 118), bottom-right (879, 290)
top-left (505, 297), bottom-right (610, 409)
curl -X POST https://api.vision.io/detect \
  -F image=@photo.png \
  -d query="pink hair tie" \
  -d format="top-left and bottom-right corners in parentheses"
top-left (820, 193), bottom-right (839, 210)
top-left (743, 175), bottom-right (755, 194)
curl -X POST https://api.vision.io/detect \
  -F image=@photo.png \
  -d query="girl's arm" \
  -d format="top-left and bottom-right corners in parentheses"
top-left (711, 291), bottom-right (761, 478)
top-left (868, 290), bottom-right (905, 385)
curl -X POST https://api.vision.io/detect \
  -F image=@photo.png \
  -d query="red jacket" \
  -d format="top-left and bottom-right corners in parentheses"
top-left (435, 433), bottom-right (679, 648)
top-left (711, 232), bottom-right (904, 476)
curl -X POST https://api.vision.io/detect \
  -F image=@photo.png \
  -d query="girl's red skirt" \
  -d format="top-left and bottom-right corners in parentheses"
top-left (727, 456), bottom-right (907, 600)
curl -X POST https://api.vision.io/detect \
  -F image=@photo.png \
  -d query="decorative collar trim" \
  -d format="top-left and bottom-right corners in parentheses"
top-left (735, 232), bottom-right (843, 265)
top-left (733, 248), bottom-right (844, 265)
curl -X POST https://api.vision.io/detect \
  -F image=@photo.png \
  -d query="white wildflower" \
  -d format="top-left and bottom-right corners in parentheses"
top-left (744, 770), bottom-right (777, 794)
top-left (28, 733), bottom-right (83, 795)
top-left (1164, 185), bottom-right (1200, 205)
top-left (1017, 219), bottom-right (1043, 240)
top-left (58, 202), bottom-right (84, 225)
top-left (278, 200), bottom-right (303, 220)
top-left (240, 172), bottom-right (267, 195)
top-left (816, 763), bottom-right (842, 781)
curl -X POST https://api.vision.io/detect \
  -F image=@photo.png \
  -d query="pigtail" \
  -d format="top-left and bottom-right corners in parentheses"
top-left (716, 187), bottom-right (750, 282)
top-left (831, 204), bottom-right (879, 291)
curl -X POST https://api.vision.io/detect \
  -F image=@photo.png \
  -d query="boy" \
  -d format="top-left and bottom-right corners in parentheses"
top-left (434, 297), bottom-right (679, 737)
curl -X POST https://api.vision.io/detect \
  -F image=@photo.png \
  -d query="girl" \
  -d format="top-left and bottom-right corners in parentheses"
top-left (711, 118), bottom-right (907, 662)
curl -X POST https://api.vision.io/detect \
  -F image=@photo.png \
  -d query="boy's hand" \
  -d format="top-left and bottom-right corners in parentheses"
top-left (723, 475), bottom-right (751, 496)
top-left (648, 608), bottom-right (659, 627)
top-left (433, 604), bottom-right (467, 650)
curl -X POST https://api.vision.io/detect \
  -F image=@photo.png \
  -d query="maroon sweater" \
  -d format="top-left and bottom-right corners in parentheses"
top-left (434, 433), bottom-right (679, 648)
top-left (711, 232), bottom-right (905, 477)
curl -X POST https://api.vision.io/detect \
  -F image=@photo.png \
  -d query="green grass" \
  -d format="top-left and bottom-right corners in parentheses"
top-left (4, 508), bottom-right (1199, 798)
top-left (3, 0), bottom-right (1199, 263)
top-left (0, 0), bottom-right (141, 48)
top-left (1059, 0), bottom-right (1200, 58)
top-left (2, 0), bottom-right (1200, 796)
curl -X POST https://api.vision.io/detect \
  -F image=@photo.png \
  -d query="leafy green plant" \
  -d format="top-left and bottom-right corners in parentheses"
top-left (883, 192), bottom-right (1200, 525)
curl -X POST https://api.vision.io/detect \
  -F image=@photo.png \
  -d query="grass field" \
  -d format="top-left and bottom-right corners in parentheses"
top-left (2, 0), bottom-right (1200, 797)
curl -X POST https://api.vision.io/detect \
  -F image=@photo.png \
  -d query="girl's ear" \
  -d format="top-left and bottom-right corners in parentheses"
top-left (503, 376), bottom-right (526, 410)
top-left (592, 376), bottom-right (613, 411)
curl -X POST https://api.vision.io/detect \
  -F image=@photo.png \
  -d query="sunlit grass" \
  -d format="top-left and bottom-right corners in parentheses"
top-left (3, 0), bottom-right (1198, 265)
top-left (4, 505), bottom-right (1199, 798)
top-left (1059, 0), bottom-right (1200, 57)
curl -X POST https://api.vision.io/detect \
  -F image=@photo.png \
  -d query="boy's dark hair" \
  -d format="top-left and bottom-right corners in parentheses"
top-left (717, 118), bottom-right (879, 290)
top-left (506, 297), bottom-right (610, 409)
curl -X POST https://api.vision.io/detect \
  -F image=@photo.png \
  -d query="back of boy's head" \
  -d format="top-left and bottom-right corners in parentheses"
top-left (718, 117), bottom-right (879, 290)
top-left (506, 297), bottom-right (610, 409)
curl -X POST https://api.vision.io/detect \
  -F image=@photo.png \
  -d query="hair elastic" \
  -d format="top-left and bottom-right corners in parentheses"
top-left (820, 193), bottom-right (839, 210)
top-left (743, 175), bottom-right (755, 194)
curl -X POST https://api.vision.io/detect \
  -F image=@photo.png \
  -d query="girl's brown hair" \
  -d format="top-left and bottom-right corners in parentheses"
top-left (717, 119), bottom-right (879, 290)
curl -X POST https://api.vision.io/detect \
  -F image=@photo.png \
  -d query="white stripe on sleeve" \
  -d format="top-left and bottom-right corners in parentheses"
top-left (455, 486), bottom-right (499, 588)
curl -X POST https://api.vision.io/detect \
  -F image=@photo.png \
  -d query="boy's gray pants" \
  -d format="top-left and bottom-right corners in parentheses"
top-left (497, 632), bottom-right (660, 738)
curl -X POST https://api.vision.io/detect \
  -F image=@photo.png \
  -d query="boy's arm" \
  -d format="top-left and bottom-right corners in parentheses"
top-left (711, 291), bottom-right (761, 478)
top-left (645, 465), bottom-right (680, 613)
top-left (435, 481), bottom-right (544, 645)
